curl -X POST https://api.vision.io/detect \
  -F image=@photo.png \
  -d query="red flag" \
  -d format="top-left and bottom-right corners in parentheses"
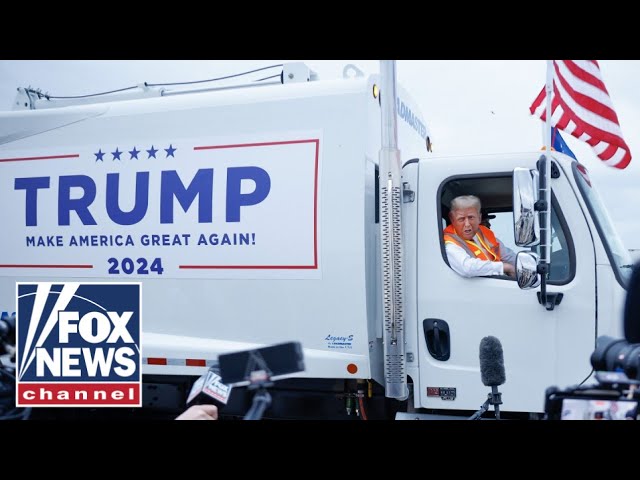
top-left (530, 60), bottom-right (631, 169)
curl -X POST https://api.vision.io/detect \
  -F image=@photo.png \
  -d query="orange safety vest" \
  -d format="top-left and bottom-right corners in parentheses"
top-left (443, 224), bottom-right (502, 262)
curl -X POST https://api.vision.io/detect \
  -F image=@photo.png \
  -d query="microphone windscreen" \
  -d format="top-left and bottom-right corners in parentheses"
top-left (479, 336), bottom-right (506, 387)
top-left (0, 314), bottom-right (15, 344)
top-left (624, 263), bottom-right (640, 343)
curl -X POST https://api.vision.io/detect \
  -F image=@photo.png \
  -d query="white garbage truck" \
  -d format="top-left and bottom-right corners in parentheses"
top-left (0, 62), bottom-right (632, 418)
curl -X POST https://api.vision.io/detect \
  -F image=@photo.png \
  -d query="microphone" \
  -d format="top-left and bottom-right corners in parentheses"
top-left (470, 336), bottom-right (506, 420)
top-left (479, 335), bottom-right (506, 387)
top-left (0, 314), bottom-right (15, 356)
top-left (218, 341), bottom-right (304, 420)
top-left (186, 368), bottom-right (233, 410)
top-left (624, 263), bottom-right (640, 343)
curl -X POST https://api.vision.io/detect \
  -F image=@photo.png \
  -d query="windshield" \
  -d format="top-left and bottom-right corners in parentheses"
top-left (573, 162), bottom-right (632, 288)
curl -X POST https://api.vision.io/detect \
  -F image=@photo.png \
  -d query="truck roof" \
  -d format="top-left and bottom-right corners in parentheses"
top-left (0, 73), bottom-right (375, 146)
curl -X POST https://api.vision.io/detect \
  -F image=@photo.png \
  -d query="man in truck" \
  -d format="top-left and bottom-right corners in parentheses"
top-left (443, 195), bottom-right (517, 278)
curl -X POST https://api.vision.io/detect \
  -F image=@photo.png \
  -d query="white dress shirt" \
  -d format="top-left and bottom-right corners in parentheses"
top-left (445, 234), bottom-right (516, 278)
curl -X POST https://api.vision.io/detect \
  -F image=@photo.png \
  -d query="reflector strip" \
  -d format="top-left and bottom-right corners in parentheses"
top-left (143, 357), bottom-right (217, 367)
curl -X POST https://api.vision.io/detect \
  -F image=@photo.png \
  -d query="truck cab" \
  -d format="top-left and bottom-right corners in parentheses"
top-left (402, 152), bottom-right (631, 413)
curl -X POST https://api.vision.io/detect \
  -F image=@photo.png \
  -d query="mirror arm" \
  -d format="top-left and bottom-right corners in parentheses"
top-left (537, 263), bottom-right (549, 309)
top-left (534, 199), bottom-right (547, 211)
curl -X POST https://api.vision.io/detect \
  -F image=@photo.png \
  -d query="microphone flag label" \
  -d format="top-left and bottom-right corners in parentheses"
top-left (16, 282), bottom-right (142, 407)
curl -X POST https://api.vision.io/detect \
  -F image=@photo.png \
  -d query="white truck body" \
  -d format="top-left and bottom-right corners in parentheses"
top-left (0, 64), bottom-right (631, 416)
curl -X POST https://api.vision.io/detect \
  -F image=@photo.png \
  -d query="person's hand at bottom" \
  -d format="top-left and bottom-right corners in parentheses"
top-left (176, 404), bottom-right (219, 420)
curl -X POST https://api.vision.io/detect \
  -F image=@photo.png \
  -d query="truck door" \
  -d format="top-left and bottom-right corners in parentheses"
top-left (415, 157), bottom-right (596, 413)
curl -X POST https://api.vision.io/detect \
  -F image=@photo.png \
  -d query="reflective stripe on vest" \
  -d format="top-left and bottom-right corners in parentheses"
top-left (443, 224), bottom-right (501, 262)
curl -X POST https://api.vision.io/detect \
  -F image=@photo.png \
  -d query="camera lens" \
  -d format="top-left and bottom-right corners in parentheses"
top-left (591, 336), bottom-right (640, 380)
top-left (623, 345), bottom-right (640, 380)
top-left (591, 336), bottom-right (627, 371)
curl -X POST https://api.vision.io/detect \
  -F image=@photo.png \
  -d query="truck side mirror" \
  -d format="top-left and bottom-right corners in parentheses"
top-left (516, 251), bottom-right (541, 290)
top-left (512, 167), bottom-right (540, 247)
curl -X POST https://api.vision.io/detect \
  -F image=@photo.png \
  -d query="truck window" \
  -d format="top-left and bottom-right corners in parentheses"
top-left (534, 205), bottom-right (574, 284)
top-left (440, 176), bottom-right (574, 284)
top-left (489, 207), bottom-right (572, 284)
top-left (573, 162), bottom-right (631, 288)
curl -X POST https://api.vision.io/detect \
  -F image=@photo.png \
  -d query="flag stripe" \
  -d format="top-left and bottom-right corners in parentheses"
top-left (554, 70), bottom-right (623, 137)
top-left (604, 147), bottom-right (629, 168)
top-left (554, 89), bottom-right (627, 151)
top-left (570, 121), bottom-right (583, 138)
top-left (598, 143), bottom-right (617, 161)
top-left (529, 88), bottom-right (546, 114)
top-left (562, 61), bottom-right (610, 101)
top-left (530, 60), bottom-right (631, 170)
top-left (551, 108), bottom-right (563, 125)
top-left (556, 112), bottom-right (570, 130)
top-left (555, 61), bottom-right (620, 125)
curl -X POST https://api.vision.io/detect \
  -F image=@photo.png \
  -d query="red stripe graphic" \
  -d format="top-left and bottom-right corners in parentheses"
top-left (0, 154), bottom-right (79, 163)
top-left (0, 264), bottom-right (93, 268)
top-left (194, 139), bottom-right (316, 150)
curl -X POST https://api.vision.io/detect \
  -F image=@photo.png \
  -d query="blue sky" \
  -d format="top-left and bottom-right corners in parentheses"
top-left (1, 60), bottom-right (638, 249)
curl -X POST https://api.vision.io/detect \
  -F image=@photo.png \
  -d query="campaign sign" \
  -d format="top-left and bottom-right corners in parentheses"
top-left (16, 282), bottom-right (141, 407)
top-left (0, 134), bottom-right (321, 280)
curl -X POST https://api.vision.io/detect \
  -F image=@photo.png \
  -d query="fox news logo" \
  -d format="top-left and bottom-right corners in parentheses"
top-left (16, 282), bottom-right (141, 407)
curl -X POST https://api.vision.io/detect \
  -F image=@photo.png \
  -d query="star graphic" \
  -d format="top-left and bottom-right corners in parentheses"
top-left (147, 145), bottom-right (158, 159)
top-left (94, 149), bottom-right (105, 162)
top-left (129, 147), bottom-right (140, 160)
top-left (165, 144), bottom-right (177, 158)
top-left (112, 148), bottom-right (122, 161)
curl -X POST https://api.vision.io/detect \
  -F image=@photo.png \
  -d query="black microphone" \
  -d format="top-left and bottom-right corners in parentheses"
top-left (0, 315), bottom-right (15, 356)
top-left (470, 336), bottom-right (506, 420)
top-left (218, 341), bottom-right (304, 420)
top-left (624, 262), bottom-right (640, 343)
top-left (186, 368), bottom-right (233, 410)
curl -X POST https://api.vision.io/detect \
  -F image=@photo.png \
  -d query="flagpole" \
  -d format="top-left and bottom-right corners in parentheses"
top-left (542, 59), bottom-right (553, 265)
top-left (544, 60), bottom-right (553, 155)
top-left (538, 60), bottom-right (553, 309)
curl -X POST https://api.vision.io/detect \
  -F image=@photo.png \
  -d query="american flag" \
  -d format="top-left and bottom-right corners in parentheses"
top-left (530, 60), bottom-right (631, 169)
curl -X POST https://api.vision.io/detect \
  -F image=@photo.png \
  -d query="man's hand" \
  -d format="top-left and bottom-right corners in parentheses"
top-left (176, 404), bottom-right (218, 420)
top-left (503, 262), bottom-right (516, 278)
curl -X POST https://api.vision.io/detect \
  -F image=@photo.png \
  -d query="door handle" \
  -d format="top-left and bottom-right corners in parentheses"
top-left (423, 318), bottom-right (450, 361)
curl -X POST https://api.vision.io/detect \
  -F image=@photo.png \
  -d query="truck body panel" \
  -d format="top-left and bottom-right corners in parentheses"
top-left (0, 74), bottom-right (427, 389)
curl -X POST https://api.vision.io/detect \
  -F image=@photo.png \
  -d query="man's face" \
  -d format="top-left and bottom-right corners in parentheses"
top-left (449, 207), bottom-right (481, 241)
